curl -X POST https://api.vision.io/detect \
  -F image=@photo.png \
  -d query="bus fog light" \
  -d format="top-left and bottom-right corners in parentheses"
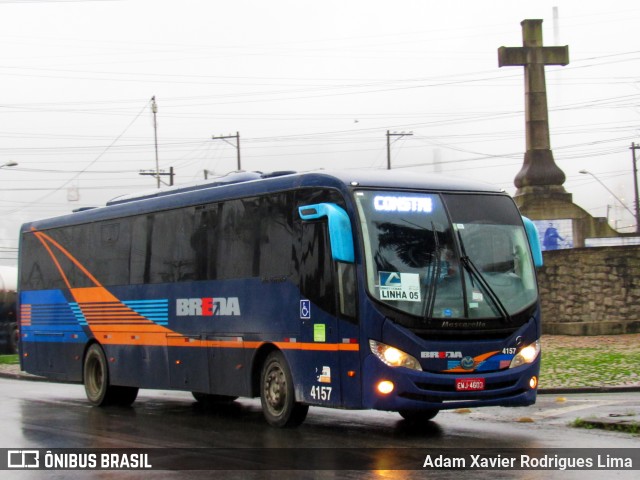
top-left (509, 340), bottom-right (541, 368)
top-left (529, 376), bottom-right (538, 389)
top-left (377, 380), bottom-right (394, 395)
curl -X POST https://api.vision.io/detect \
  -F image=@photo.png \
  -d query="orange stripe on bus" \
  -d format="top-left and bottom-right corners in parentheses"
top-left (71, 287), bottom-right (120, 304)
top-left (32, 231), bottom-right (72, 291)
top-left (94, 334), bottom-right (360, 352)
top-left (90, 325), bottom-right (170, 334)
top-left (274, 342), bottom-right (360, 351)
top-left (31, 228), bottom-right (103, 288)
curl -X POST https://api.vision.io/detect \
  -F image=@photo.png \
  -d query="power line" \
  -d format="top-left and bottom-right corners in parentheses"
top-left (4, 99), bottom-right (152, 215)
top-left (211, 132), bottom-right (241, 171)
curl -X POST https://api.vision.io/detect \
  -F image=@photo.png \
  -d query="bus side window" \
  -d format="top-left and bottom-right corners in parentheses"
top-left (216, 199), bottom-right (260, 280)
top-left (192, 205), bottom-right (219, 281)
top-left (259, 192), bottom-right (294, 280)
top-left (337, 262), bottom-right (357, 320)
top-left (99, 221), bottom-right (131, 286)
top-left (298, 221), bottom-right (357, 321)
top-left (130, 215), bottom-right (152, 285)
top-left (20, 232), bottom-right (60, 290)
top-left (299, 221), bottom-right (336, 316)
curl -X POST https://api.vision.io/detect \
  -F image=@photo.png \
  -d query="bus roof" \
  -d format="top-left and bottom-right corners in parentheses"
top-left (21, 169), bottom-right (504, 232)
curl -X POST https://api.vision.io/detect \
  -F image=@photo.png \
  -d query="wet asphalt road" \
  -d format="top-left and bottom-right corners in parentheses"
top-left (1, 377), bottom-right (638, 479)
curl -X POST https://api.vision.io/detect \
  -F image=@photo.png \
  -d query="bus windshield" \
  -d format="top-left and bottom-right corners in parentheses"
top-left (354, 190), bottom-right (538, 324)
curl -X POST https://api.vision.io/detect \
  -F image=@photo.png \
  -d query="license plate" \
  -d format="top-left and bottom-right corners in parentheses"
top-left (455, 378), bottom-right (485, 391)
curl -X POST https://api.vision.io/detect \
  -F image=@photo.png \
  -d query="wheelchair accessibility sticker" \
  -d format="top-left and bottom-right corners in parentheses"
top-left (300, 299), bottom-right (311, 319)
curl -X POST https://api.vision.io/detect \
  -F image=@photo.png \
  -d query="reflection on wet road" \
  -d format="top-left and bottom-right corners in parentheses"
top-left (1, 378), bottom-right (638, 479)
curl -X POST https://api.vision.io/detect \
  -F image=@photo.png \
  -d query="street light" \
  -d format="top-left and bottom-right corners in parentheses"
top-left (579, 169), bottom-right (638, 231)
top-left (0, 161), bottom-right (18, 169)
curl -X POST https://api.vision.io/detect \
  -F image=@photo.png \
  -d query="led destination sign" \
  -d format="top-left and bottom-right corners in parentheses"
top-left (373, 195), bottom-right (433, 213)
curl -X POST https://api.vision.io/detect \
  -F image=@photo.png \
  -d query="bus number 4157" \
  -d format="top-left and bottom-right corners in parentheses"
top-left (310, 386), bottom-right (332, 401)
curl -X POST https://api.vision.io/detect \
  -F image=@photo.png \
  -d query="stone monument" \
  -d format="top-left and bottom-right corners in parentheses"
top-left (499, 19), bottom-right (618, 247)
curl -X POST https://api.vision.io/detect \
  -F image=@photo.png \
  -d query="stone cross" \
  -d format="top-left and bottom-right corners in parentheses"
top-left (498, 19), bottom-right (569, 195)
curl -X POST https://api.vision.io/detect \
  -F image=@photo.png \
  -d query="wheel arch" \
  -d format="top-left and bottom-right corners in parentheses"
top-left (81, 338), bottom-right (103, 380)
top-left (80, 337), bottom-right (111, 385)
top-left (250, 343), bottom-right (280, 397)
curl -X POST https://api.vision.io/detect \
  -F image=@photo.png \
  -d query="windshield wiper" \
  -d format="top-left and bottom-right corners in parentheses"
top-left (395, 218), bottom-right (440, 323)
top-left (460, 255), bottom-right (512, 324)
top-left (421, 222), bottom-right (440, 322)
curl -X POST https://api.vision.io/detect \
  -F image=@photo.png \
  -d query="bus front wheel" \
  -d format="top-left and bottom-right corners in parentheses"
top-left (260, 351), bottom-right (309, 427)
top-left (83, 343), bottom-right (138, 407)
top-left (399, 409), bottom-right (439, 423)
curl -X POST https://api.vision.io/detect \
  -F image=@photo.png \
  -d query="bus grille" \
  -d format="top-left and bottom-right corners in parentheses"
top-left (413, 379), bottom-right (519, 393)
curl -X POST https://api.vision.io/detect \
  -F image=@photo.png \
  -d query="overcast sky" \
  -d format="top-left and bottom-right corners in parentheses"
top-left (1, 0), bottom-right (639, 264)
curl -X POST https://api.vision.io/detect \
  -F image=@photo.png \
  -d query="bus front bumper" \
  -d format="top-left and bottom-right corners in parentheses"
top-left (361, 354), bottom-right (539, 413)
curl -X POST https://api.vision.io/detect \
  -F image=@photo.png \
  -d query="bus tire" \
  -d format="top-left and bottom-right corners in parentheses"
top-left (399, 409), bottom-right (439, 423)
top-left (192, 392), bottom-right (238, 404)
top-left (260, 351), bottom-right (309, 427)
top-left (109, 385), bottom-right (139, 407)
top-left (83, 343), bottom-right (138, 407)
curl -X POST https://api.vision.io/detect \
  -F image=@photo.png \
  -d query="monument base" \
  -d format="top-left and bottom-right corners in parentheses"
top-left (514, 187), bottom-right (619, 248)
top-left (514, 185), bottom-right (572, 202)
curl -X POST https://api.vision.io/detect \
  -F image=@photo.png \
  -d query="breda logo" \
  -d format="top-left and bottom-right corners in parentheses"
top-left (176, 297), bottom-right (241, 317)
top-left (421, 351), bottom-right (463, 359)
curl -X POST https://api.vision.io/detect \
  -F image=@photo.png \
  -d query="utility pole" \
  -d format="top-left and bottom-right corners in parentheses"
top-left (140, 166), bottom-right (174, 186)
top-left (631, 142), bottom-right (640, 233)
top-left (386, 130), bottom-right (413, 170)
top-left (212, 132), bottom-right (241, 171)
top-left (151, 96), bottom-right (160, 188)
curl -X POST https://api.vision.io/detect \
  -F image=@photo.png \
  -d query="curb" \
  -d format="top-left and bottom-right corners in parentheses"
top-left (0, 369), bottom-right (49, 382)
top-left (539, 386), bottom-right (640, 394)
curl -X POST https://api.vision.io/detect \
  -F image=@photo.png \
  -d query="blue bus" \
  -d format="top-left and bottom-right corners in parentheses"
top-left (0, 266), bottom-right (18, 354)
top-left (18, 170), bottom-right (542, 427)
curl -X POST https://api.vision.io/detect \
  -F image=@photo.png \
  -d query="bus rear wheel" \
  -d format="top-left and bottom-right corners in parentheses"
top-left (260, 351), bottom-right (308, 427)
top-left (83, 343), bottom-right (138, 407)
top-left (192, 392), bottom-right (238, 404)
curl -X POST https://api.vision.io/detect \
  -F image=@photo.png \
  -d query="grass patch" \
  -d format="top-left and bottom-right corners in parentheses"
top-left (539, 344), bottom-right (640, 388)
top-left (0, 354), bottom-right (19, 365)
top-left (572, 417), bottom-right (640, 435)
top-left (571, 418), bottom-right (595, 430)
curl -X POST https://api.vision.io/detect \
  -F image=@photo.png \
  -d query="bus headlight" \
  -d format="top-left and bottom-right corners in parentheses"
top-left (369, 340), bottom-right (422, 371)
top-left (509, 340), bottom-right (541, 369)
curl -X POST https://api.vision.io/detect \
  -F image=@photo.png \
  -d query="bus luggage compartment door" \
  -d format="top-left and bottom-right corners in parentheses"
top-left (207, 335), bottom-right (249, 397)
top-left (167, 334), bottom-right (210, 392)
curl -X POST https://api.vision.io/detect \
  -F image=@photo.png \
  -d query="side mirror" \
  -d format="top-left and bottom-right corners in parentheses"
top-left (522, 216), bottom-right (543, 268)
top-left (298, 203), bottom-right (355, 263)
